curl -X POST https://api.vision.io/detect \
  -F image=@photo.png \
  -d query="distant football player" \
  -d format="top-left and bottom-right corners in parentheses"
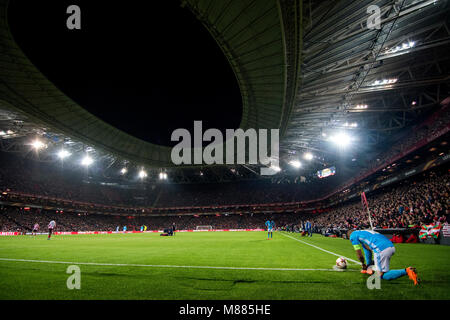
top-left (305, 220), bottom-right (312, 237)
top-left (47, 220), bottom-right (56, 240)
top-left (32, 223), bottom-right (39, 236)
top-left (348, 229), bottom-right (419, 285)
top-left (265, 220), bottom-right (274, 240)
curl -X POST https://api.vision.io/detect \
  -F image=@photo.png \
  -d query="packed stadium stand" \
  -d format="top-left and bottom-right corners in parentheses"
top-left (1, 158), bottom-right (448, 233)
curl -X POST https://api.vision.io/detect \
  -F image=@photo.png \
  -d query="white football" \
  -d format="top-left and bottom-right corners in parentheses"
top-left (336, 257), bottom-right (347, 269)
top-left (368, 264), bottom-right (378, 272)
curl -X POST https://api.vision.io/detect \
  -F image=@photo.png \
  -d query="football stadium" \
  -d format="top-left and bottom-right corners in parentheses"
top-left (1, 0), bottom-right (450, 306)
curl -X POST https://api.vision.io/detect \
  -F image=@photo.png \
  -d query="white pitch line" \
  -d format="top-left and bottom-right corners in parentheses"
top-left (280, 233), bottom-right (361, 265)
top-left (0, 257), bottom-right (357, 272)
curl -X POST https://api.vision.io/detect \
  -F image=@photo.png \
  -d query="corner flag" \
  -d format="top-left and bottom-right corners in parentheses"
top-left (361, 192), bottom-right (374, 230)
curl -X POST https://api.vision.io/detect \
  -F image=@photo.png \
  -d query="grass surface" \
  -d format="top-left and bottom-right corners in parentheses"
top-left (0, 231), bottom-right (449, 300)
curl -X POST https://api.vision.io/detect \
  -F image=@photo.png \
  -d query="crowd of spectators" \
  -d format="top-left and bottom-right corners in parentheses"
top-left (0, 207), bottom-right (289, 233)
top-left (0, 151), bottom-right (331, 209)
top-left (0, 154), bottom-right (158, 207)
top-left (310, 167), bottom-right (449, 232)
top-left (1, 164), bottom-right (448, 234)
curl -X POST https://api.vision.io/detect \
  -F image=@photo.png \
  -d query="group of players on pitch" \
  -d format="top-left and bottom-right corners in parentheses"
top-left (266, 220), bottom-right (420, 286)
top-left (30, 220), bottom-right (57, 240)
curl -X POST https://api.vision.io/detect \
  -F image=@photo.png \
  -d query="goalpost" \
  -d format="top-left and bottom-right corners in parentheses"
top-left (195, 225), bottom-right (213, 231)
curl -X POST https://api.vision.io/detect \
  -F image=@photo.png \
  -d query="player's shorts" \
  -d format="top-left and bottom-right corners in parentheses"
top-left (32, 229), bottom-right (38, 232)
top-left (268, 228), bottom-right (273, 232)
top-left (373, 246), bottom-right (395, 273)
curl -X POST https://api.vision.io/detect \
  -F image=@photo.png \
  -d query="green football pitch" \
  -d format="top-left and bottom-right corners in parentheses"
top-left (1, 231), bottom-right (449, 300)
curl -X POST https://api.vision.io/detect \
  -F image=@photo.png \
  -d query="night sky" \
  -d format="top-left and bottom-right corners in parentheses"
top-left (7, 0), bottom-right (242, 146)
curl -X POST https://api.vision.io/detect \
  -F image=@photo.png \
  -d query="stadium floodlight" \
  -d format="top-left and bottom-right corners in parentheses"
top-left (120, 167), bottom-right (128, 175)
top-left (289, 160), bottom-right (302, 168)
top-left (81, 155), bottom-right (94, 167)
top-left (138, 169), bottom-right (147, 179)
top-left (57, 149), bottom-right (71, 159)
top-left (31, 139), bottom-right (46, 150)
top-left (159, 172), bottom-right (168, 180)
top-left (384, 41), bottom-right (415, 54)
top-left (329, 132), bottom-right (352, 148)
top-left (0, 131), bottom-right (5, 136)
top-left (371, 78), bottom-right (397, 86)
top-left (344, 122), bottom-right (358, 128)
top-left (303, 152), bottom-right (313, 161)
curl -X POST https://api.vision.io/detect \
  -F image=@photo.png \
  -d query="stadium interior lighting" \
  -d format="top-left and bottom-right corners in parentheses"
top-left (6, 130), bottom-right (14, 134)
top-left (289, 160), bottom-right (302, 168)
top-left (303, 152), bottom-right (313, 161)
top-left (344, 122), bottom-right (358, 128)
top-left (138, 169), bottom-right (147, 179)
top-left (0, 131), bottom-right (5, 136)
top-left (31, 139), bottom-right (46, 150)
top-left (384, 41), bottom-right (415, 54)
top-left (355, 104), bottom-right (368, 109)
top-left (159, 172), bottom-right (168, 180)
top-left (329, 132), bottom-right (352, 148)
top-left (371, 78), bottom-right (397, 86)
top-left (57, 149), bottom-right (71, 159)
top-left (120, 167), bottom-right (128, 175)
top-left (81, 155), bottom-right (93, 167)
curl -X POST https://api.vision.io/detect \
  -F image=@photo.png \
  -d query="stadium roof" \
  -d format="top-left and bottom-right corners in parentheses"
top-left (282, 0), bottom-right (450, 159)
top-left (0, 0), bottom-right (302, 167)
top-left (0, 0), bottom-right (449, 187)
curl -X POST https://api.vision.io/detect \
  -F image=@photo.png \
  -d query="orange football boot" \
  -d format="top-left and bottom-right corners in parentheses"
top-left (406, 267), bottom-right (420, 285)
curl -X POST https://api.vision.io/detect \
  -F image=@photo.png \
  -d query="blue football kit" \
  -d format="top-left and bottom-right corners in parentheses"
top-left (350, 230), bottom-right (407, 280)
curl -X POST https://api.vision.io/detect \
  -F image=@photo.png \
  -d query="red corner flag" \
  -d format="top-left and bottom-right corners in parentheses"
top-left (361, 192), bottom-right (368, 208)
top-left (361, 192), bottom-right (374, 230)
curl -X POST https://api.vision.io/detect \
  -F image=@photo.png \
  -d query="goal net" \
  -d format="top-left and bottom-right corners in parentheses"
top-left (195, 225), bottom-right (213, 231)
